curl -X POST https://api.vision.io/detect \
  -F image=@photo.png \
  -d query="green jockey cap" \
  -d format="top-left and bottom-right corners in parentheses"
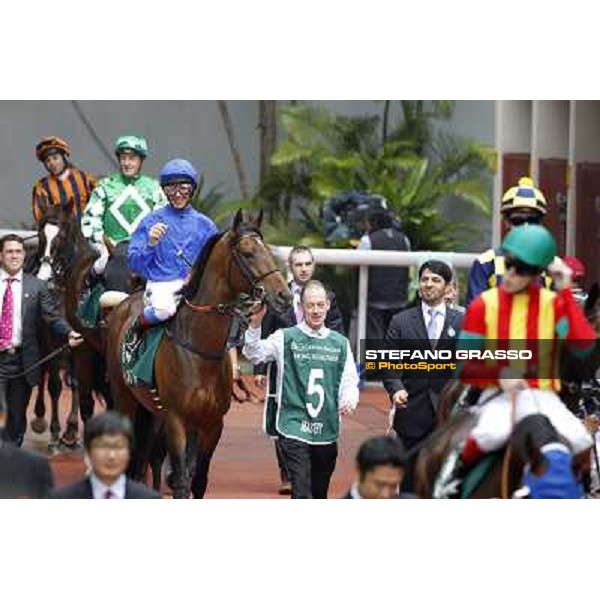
top-left (115, 135), bottom-right (148, 158)
top-left (501, 224), bottom-right (557, 269)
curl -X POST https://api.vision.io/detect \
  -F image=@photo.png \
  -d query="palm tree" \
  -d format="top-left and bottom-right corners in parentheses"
top-left (259, 101), bottom-right (493, 251)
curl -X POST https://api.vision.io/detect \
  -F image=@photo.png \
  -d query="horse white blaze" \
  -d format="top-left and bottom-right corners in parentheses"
top-left (37, 223), bottom-right (59, 281)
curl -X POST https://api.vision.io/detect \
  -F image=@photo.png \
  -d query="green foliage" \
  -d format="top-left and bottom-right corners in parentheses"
top-left (190, 180), bottom-right (253, 229)
top-left (258, 101), bottom-right (493, 252)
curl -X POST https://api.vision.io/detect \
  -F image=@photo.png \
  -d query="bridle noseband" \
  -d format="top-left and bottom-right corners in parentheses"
top-left (184, 229), bottom-right (280, 314)
top-left (172, 228), bottom-right (282, 359)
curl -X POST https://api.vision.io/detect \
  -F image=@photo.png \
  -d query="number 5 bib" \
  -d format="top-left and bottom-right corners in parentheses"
top-left (277, 327), bottom-right (348, 444)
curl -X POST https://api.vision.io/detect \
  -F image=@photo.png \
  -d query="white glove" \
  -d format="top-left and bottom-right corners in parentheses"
top-left (92, 244), bottom-right (109, 275)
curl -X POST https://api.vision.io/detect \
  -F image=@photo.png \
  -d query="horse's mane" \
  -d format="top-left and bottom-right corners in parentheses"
top-left (182, 232), bottom-right (225, 299)
top-left (52, 214), bottom-right (96, 281)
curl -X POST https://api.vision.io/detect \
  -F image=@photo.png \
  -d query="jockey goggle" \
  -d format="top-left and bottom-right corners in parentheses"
top-left (504, 255), bottom-right (542, 277)
top-left (164, 182), bottom-right (194, 197)
top-left (507, 212), bottom-right (544, 227)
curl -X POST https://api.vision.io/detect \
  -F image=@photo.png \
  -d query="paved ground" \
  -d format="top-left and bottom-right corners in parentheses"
top-left (24, 378), bottom-right (391, 498)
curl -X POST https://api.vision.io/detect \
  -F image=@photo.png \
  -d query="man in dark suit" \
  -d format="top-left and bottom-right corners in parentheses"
top-left (383, 259), bottom-right (463, 486)
top-left (51, 411), bottom-right (161, 499)
top-left (0, 234), bottom-right (83, 447)
top-left (253, 245), bottom-right (345, 493)
top-left (0, 397), bottom-right (54, 498)
top-left (342, 435), bottom-right (411, 499)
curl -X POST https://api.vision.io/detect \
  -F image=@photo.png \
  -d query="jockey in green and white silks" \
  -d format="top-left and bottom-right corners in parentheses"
top-left (80, 135), bottom-right (167, 275)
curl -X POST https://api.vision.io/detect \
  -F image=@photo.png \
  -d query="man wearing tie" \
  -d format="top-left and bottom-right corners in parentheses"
top-left (253, 246), bottom-right (344, 493)
top-left (51, 411), bottom-right (161, 499)
top-left (0, 234), bottom-right (83, 447)
top-left (383, 260), bottom-right (463, 484)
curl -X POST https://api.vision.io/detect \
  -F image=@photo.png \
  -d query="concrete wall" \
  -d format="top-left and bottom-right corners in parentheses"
top-left (0, 100), bottom-right (495, 251)
top-left (0, 100), bottom-right (260, 226)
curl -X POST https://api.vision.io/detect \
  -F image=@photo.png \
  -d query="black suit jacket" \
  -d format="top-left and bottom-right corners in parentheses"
top-left (340, 488), bottom-right (417, 499)
top-left (20, 273), bottom-right (73, 386)
top-left (50, 477), bottom-right (161, 499)
top-left (383, 303), bottom-right (463, 443)
top-left (0, 443), bottom-right (54, 498)
top-left (254, 286), bottom-right (344, 376)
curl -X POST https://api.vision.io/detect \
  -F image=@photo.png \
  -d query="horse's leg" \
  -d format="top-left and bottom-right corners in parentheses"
top-left (47, 361), bottom-right (63, 453)
top-left (30, 371), bottom-right (49, 435)
top-left (128, 406), bottom-right (159, 484)
top-left (190, 421), bottom-right (224, 499)
top-left (165, 413), bottom-right (189, 499)
top-left (73, 347), bottom-right (95, 424)
top-left (61, 355), bottom-right (80, 447)
top-left (149, 424), bottom-right (167, 492)
top-left (93, 354), bottom-right (114, 410)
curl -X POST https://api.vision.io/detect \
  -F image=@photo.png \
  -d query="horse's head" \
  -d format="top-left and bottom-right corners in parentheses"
top-left (48, 201), bottom-right (91, 286)
top-left (225, 209), bottom-right (292, 314)
top-left (35, 204), bottom-right (65, 282)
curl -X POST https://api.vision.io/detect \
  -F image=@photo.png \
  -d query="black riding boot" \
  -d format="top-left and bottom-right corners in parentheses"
top-left (124, 315), bottom-right (150, 355)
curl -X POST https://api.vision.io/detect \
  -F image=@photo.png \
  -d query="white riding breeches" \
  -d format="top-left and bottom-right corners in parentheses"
top-left (143, 278), bottom-right (186, 321)
top-left (471, 388), bottom-right (593, 456)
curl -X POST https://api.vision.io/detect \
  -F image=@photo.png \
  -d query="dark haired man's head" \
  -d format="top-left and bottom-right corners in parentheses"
top-left (366, 208), bottom-right (393, 232)
top-left (0, 234), bottom-right (24, 253)
top-left (0, 235), bottom-right (26, 276)
top-left (418, 260), bottom-right (453, 283)
top-left (355, 435), bottom-right (406, 499)
top-left (84, 411), bottom-right (134, 486)
top-left (84, 411), bottom-right (133, 451)
top-left (288, 245), bottom-right (315, 286)
top-left (418, 260), bottom-right (453, 307)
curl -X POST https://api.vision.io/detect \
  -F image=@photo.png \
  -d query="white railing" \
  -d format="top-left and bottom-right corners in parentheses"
top-left (270, 246), bottom-right (479, 345)
top-left (0, 228), bottom-right (479, 345)
top-left (0, 228), bottom-right (39, 243)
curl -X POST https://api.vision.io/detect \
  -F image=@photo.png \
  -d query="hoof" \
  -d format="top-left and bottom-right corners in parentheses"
top-left (278, 482), bottom-right (292, 495)
top-left (232, 379), bottom-right (249, 403)
top-left (30, 417), bottom-right (48, 435)
top-left (59, 432), bottom-right (80, 449)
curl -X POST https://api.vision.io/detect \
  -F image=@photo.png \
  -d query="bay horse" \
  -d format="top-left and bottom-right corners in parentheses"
top-left (47, 203), bottom-right (115, 428)
top-left (105, 210), bottom-right (292, 498)
top-left (24, 207), bottom-right (79, 451)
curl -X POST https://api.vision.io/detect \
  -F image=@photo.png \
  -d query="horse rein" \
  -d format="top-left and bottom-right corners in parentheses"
top-left (0, 342), bottom-right (70, 380)
top-left (183, 230), bottom-right (281, 315)
top-left (171, 229), bottom-right (282, 359)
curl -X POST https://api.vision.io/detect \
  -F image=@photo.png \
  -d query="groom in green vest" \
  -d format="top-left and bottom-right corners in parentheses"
top-left (243, 280), bottom-right (360, 498)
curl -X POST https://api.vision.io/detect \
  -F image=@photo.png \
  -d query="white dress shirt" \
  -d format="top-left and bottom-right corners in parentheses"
top-left (0, 268), bottom-right (23, 347)
top-left (421, 300), bottom-right (446, 342)
top-left (243, 320), bottom-right (360, 413)
top-left (90, 473), bottom-right (127, 499)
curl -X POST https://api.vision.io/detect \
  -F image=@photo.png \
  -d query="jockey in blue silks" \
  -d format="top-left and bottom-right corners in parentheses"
top-left (126, 158), bottom-right (219, 348)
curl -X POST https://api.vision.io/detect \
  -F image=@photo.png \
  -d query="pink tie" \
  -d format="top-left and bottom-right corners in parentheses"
top-left (0, 278), bottom-right (15, 349)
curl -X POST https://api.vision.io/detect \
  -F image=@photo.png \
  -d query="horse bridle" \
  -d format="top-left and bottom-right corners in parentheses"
top-left (172, 229), bottom-right (282, 360)
top-left (184, 229), bottom-right (280, 315)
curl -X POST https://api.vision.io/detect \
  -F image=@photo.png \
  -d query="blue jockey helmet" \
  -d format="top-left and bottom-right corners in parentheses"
top-left (159, 158), bottom-right (199, 188)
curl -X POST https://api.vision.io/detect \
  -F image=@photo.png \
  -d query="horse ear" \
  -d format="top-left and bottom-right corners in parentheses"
top-left (103, 235), bottom-right (116, 256)
top-left (255, 209), bottom-right (263, 230)
top-left (63, 198), bottom-right (75, 217)
top-left (232, 209), bottom-right (243, 233)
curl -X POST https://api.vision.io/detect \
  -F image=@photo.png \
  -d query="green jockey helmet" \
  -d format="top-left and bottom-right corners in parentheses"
top-left (114, 135), bottom-right (148, 158)
top-left (501, 224), bottom-right (557, 269)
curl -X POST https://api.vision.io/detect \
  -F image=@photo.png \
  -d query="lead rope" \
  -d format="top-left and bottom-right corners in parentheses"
top-left (0, 342), bottom-right (70, 380)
